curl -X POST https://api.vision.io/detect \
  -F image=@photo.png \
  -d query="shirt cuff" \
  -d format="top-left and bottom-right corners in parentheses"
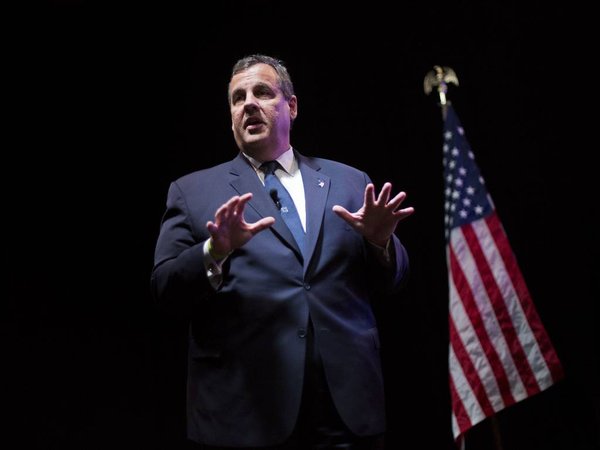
top-left (203, 239), bottom-right (228, 289)
top-left (367, 238), bottom-right (392, 266)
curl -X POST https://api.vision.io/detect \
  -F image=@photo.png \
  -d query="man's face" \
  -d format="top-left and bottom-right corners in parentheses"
top-left (229, 63), bottom-right (297, 158)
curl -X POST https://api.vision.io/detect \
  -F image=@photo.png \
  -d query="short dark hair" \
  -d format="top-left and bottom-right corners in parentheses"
top-left (229, 54), bottom-right (295, 101)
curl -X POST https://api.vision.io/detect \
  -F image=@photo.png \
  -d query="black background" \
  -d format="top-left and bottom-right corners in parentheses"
top-left (8, 1), bottom-right (597, 449)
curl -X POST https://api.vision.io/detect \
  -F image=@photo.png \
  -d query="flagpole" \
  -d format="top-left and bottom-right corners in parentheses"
top-left (490, 416), bottom-right (505, 450)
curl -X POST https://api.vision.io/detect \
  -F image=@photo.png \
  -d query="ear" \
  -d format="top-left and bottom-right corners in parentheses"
top-left (288, 95), bottom-right (298, 120)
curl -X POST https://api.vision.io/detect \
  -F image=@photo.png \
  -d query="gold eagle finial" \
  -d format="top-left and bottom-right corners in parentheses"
top-left (423, 65), bottom-right (459, 105)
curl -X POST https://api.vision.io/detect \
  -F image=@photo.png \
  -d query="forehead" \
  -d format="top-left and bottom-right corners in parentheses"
top-left (229, 63), bottom-right (280, 93)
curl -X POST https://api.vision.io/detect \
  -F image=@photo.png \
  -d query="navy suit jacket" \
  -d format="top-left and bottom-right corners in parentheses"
top-left (151, 150), bottom-right (409, 447)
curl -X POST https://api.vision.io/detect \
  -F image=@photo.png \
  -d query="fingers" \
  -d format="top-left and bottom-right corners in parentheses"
top-left (234, 193), bottom-right (253, 216)
top-left (206, 220), bottom-right (218, 235)
top-left (386, 191), bottom-right (415, 219)
top-left (332, 204), bottom-right (353, 222)
top-left (206, 194), bottom-right (275, 254)
top-left (214, 196), bottom-right (236, 224)
top-left (375, 182), bottom-right (392, 205)
top-left (211, 192), bottom-right (275, 230)
top-left (386, 191), bottom-right (407, 210)
top-left (394, 206), bottom-right (415, 219)
top-left (249, 216), bottom-right (276, 233)
top-left (214, 194), bottom-right (253, 224)
top-left (367, 182), bottom-right (398, 208)
top-left (364, 183), bottom-right (376, 207)
top-left (372, 184), bottom-right (413, 214)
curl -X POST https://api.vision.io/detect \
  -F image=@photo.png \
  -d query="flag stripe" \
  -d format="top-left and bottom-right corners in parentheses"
top-left (451, 224), bottom-right (528, 403)
top-left (486, 214), bottom-right (565, 384)
top-left (477, 215), bottom-right (558, 390)
top-left (448, 266), bottom-right (507, 412)
top-left (449, 239), bottom-right (517, 407)
top-left (461, 220), bottom-right (541, 397)
top-left (449, 315), bottom-right (496, 416)
top-left (449, 369), bottom-right (473, 436)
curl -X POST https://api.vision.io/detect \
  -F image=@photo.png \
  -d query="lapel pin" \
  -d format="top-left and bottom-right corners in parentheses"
top-left (317, 179), bottom-right (325, 188)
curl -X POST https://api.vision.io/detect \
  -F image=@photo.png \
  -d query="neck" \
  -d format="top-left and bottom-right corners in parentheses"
top-left (243, 145), bottom-right (291, 163)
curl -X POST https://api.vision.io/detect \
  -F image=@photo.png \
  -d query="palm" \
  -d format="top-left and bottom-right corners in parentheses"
top-left (332, 182), bottom-right (414, 247)
top-left (206, 193), bottom-right (275, 254)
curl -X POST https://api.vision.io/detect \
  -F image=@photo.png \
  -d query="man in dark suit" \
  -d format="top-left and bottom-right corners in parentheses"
top-left (151, 54), bottom-right (414, 449)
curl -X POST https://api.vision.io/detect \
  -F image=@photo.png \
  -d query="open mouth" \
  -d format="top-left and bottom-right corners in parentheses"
top-left (244, 117), bottom-right (264, 129)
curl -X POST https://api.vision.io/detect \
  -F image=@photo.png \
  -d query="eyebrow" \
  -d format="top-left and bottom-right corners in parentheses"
top-left (231, 82), bottom-right (276, 97)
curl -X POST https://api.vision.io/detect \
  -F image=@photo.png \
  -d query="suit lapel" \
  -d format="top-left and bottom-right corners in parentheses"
top-left (298, 153), bottom-right (329, 270)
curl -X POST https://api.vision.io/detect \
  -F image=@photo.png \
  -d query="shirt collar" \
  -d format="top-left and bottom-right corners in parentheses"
top-left (243, 147), bottom-right (295, 175)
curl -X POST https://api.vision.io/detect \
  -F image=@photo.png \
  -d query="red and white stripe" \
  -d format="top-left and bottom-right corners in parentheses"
top-left (448, 211), bottom-right (564, 440)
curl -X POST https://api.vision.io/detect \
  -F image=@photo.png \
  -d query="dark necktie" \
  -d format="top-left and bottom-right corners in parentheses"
top-left (261, 161), bottom-right (306, 255)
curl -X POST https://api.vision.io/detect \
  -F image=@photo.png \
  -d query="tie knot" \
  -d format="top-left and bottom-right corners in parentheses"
top-left (261, 160), bottom-right (279, 175)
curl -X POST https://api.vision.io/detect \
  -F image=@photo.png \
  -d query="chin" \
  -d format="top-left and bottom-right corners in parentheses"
top-left (243, 132), bottom-right (268, 146)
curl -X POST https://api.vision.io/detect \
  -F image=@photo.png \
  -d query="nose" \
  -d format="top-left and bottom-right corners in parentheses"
top-left (243, 93), bottom-right (259, 112)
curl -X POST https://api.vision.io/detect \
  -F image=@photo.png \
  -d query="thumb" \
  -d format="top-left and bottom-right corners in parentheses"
top-left (332, 205), bottom-right (352, 221)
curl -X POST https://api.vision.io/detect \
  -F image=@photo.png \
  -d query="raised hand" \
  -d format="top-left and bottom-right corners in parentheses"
top-left (332, 182), bottom-right (414, 247)
top-left (206, 193), bottom-right (275, 257)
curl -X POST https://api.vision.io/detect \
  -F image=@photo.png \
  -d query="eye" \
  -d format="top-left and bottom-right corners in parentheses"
top-left (255, 85), bottom-right (274, 99)
top-left (231, 92), bottom-right (244, 105)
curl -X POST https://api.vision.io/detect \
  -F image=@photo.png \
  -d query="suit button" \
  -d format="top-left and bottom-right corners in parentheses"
top-left (298, 328), bottom-right (307, 338)
top-left (303, 283), bottom-right (311, 290)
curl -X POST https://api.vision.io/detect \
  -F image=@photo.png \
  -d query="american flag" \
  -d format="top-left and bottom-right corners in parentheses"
top-left (442, 104), bottom-right (564, 443)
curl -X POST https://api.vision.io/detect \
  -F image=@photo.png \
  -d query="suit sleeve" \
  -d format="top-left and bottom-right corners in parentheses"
top-left (151, 181), bottom-right (214, 315)
top-left (365, 233), bottom-right (410, 296)
top-left (389, 233), bottom-right (410, 290)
